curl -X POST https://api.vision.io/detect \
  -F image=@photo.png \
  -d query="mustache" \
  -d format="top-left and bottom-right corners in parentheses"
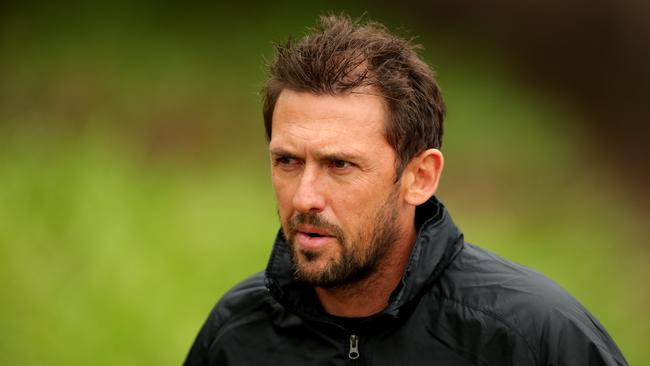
top-left (287, 212), bottom-right (345, 242)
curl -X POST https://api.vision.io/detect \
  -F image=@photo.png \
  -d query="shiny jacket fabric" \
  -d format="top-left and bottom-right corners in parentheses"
top-left (185, 198), bottom-right (627, 365)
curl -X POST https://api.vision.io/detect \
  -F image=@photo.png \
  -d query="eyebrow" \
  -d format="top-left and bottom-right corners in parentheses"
top-left (316, 151), bottom-right (362, 163)
top-left (269, 147), bottom-right (364, 163)
top-left (269, 147), bottom-right (295, 157)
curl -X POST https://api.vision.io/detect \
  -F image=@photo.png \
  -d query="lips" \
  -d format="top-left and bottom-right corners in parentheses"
top-left (294, 225), bottom-right (335, 250)
top-left (298, 225), bottom-right (330, 237)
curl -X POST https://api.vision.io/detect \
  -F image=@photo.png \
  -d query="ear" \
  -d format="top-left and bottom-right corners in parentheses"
top-left (401, 149), bottom-right (444, 206)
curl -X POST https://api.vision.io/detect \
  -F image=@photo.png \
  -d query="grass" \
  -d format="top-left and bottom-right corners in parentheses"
top-left (0, 130), bottom-right (276, 364)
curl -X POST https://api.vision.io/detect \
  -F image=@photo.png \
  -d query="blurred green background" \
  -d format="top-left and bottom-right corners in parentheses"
top-left (1, 1), bottom-right (648, 365)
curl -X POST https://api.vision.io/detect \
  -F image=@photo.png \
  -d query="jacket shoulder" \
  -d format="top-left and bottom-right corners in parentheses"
top-left (212, 271), bottom-right (270, 323)
top-left (184, 272), bottom-right (274, 365)
top-left (431, 242), bottom-right (627, 365)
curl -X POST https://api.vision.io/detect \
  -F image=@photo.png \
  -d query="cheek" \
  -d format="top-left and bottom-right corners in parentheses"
top-left (272, 178), bottom-right (294, 217)
top-left (341, 189), bottom-right (389, 232)
top-left (332, 196), bottom-right (370, 234)
top-left (335, 186), bottom-right (375, 215)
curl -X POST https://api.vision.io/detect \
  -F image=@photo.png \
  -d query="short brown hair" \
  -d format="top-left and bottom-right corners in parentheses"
top-left (262, 14), bottom-right (445, 174)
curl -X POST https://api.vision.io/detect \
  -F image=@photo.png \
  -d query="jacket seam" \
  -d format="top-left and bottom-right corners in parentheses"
top-left (437, 295), bottom-right (540, 364)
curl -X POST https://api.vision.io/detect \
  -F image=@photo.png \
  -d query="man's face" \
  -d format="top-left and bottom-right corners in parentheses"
top-left (269, 89), bottom-right (406, 288)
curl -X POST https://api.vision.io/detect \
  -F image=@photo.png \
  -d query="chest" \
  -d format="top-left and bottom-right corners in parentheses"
top-left (210, 304), bottom-right (514, 366)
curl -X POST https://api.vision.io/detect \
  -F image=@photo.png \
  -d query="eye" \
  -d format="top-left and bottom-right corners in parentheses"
top-left (329, 159), bottom-right (353, 171)
top-left (273, 155), bottom-right (301, 169)
top-left (276, 156), bottom-right (291, 165)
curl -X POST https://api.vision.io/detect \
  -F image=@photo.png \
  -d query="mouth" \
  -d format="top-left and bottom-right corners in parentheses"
top-left (303, 232), bottom-right (324, 238)
top-left (296, 224), bottom-right (331, 237)
top-left (294, 226), bottom-right (335, 249)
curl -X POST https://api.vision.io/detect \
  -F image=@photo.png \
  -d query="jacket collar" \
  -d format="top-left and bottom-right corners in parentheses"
top-left (265, 197), bottom-right (464, 319)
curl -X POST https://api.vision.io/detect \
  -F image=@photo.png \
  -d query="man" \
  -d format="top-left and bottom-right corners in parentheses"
top-left (185, 15), bottom-right (627, 365)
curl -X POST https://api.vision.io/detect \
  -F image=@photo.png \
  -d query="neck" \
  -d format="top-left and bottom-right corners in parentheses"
top-left (314, 222), bottom-right (417, 318)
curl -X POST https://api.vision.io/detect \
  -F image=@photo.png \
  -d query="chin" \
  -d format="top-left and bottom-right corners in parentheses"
top-left (292, 255), bottom-right (331, 283)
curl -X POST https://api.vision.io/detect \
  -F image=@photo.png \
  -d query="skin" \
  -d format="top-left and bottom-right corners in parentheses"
top-left (269, 88), bottom-right (444, 317)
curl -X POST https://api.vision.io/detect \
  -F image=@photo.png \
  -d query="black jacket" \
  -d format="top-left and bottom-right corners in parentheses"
top-left (185, 198), bottom-right (627, 365)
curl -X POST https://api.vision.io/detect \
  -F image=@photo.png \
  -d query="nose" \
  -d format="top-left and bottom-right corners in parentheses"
top-left (292, 166), bottom-right (326, 213)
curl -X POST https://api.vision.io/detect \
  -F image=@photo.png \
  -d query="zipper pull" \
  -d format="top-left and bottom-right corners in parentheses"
top-left (348, 334), bottom-right (360, 360)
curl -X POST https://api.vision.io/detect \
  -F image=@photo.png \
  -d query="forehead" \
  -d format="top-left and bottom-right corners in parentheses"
top-left (269, 89), bottom-right (391, 152)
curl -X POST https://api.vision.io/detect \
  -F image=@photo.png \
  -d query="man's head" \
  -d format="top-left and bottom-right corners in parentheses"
top-left (263, 14), bottom-right (446, 175)
top-left (264, 15), bottom-right (445, 288)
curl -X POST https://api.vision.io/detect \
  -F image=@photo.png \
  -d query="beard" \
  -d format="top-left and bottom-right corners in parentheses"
top-left (283, 185), bottom-right (400, 289)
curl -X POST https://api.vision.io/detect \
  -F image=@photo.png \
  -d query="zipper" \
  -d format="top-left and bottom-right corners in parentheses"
top-left (348, 334), bottom-right (360, 360)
